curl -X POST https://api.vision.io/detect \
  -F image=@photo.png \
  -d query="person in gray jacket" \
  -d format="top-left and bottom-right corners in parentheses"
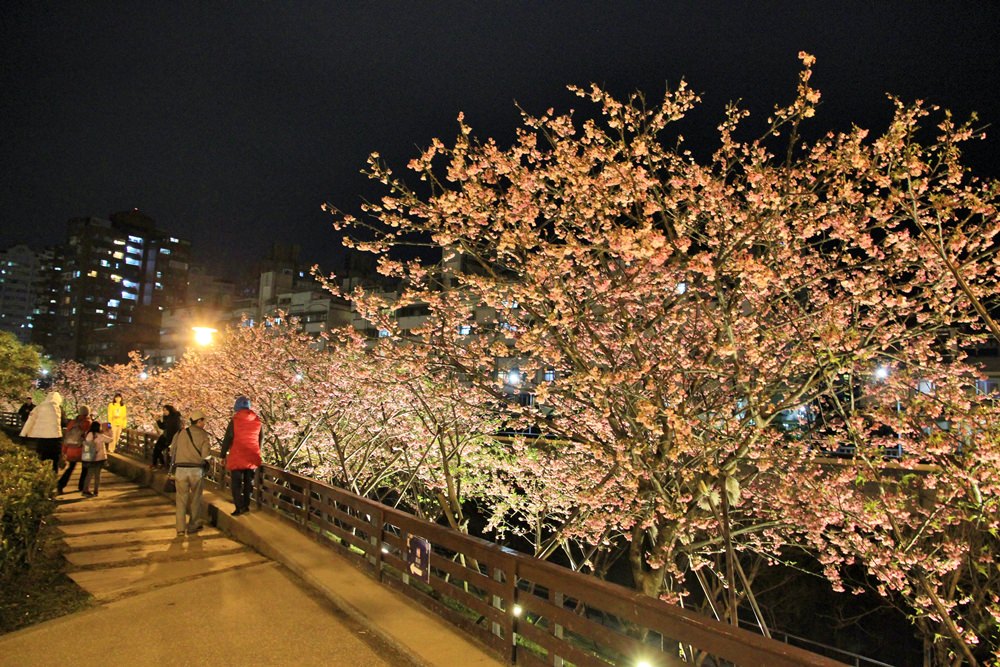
top-left (169, 409), bottom-right (212, 536)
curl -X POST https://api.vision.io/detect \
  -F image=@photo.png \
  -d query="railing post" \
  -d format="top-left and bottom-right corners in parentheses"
top-left (507, 560), bottom-right (518, 664)
top-left (372, 508), bottom-right (385, 581)
top-left (550, 589), bottom-right (564, 667)
top-left (491, 567), bottom-right (503, 644)
top-left (303, 478), bottom-right (312, 527)
top-left (492, 561), bottom-right (518, 664)
top-left (255, 467), bottom-right (263, 510)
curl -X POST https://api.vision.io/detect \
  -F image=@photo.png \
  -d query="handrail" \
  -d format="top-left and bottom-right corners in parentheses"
top-left (0, 410), bottom-right (22, 430)
top-left (247, 464), bottom-right (847, 665)
top-left (9, 417), bottom-right (851, 666)
top-left (736, 620), bottom-right (895, 667)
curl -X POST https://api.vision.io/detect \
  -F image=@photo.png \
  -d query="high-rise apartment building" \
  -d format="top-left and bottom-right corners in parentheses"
top-left (0, 245), bottom-right (42, 344)
top-left (58, 210), bottom-right (191, 364)
top-left (29, 246), bottom-right (65, 352)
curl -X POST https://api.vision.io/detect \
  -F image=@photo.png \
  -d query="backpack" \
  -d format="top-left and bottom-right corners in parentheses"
top-left (82, 435), bottom-right (98, 462)
top-left (62, 420), bottom-right (85, 462)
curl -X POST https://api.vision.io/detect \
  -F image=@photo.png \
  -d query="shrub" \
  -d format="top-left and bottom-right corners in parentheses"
top-left (0, 432), bottom-right (55, 580)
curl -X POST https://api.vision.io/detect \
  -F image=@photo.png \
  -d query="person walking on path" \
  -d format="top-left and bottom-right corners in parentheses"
top-left (221, 397), bottom-right (262, 516)
top-left (169, 409), bottom-right (212, 535)
top-left (17, 396), bottom-right (34, 425)
top-left (57, 405), bottom-right (93, 494)
top-left (107, 393), bottom-right (127, 452)
top-left (152, 404), bottom-right (181, 469)
top-left (81, 421), bottom-right (111, 497)
top-left (19, 391), bottom-right (64, 476)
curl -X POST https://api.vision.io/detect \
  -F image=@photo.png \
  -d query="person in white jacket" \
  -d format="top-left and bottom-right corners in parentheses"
top-left (20, 391), bottom-right (64, 476)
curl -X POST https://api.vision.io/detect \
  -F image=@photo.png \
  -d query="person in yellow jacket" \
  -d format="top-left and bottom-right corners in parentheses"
top-left (107, 393), bottom-right (127, 452)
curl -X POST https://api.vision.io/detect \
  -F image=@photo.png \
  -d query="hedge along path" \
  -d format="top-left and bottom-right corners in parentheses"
top-left (2, 464), bottom-right (418, 667)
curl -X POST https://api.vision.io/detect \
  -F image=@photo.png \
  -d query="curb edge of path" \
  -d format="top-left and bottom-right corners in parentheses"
top-left (105, 453), bottom-right (504, 667)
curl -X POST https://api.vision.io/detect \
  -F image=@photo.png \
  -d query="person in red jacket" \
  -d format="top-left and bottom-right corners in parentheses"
top-left (58, 405), bottom-right (94, 494)
top-left (220, 396), bottom-right (262, 516)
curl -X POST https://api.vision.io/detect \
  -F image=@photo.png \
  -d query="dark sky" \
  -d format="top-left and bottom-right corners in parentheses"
top-left (2, 2), bottom-right (998, 277)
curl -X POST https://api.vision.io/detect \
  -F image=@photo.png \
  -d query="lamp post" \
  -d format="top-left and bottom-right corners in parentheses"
top-left (192, 326), bottom-right (217, 347)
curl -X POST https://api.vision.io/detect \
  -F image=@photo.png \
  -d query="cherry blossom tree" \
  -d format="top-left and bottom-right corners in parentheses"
top-left (326, 53), bottom-right (1000, 661)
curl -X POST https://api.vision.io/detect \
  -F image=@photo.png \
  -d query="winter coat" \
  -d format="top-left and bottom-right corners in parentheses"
top-left (170, 425), bottom-right (212, 467)
top-left (221, 409), bottom-right (262, 471)
top-left (84, 432), bottom-right (110, 462)
top-left (155, 410), bottom-right (182, 447)
top-left (62, 416), bottom-right (94, 459)
top-left (17, 401), bottom-right (34, 424)
top-left (107, 402), bottom-right (127, 428)
top-left (20, 392), bottom-right (63, 439)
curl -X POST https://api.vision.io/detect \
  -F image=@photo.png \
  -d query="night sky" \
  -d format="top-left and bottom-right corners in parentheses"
top-left (2, 3), bottom-right (998, 277)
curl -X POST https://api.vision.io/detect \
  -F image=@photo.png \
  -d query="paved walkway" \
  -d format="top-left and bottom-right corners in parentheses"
top-left (0, 462), bottom-right (502, 667)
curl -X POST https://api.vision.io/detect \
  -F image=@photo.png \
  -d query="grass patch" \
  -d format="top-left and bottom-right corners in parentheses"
top-left (0, 522), bottom-right (92, 634)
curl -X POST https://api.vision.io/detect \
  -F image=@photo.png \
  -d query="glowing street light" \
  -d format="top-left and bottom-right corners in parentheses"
top-left (874, 365), bottom-right (890, 381)
top-left (192, 326), bottom-right (217, 347)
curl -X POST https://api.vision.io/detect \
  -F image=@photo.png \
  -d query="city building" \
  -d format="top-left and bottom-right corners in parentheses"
top-left (0, 245), bottom-right (43, 343)
top-left (56, 210), bottom-right (191, 364)
top-left (29, 246), bottom-right (66, 353)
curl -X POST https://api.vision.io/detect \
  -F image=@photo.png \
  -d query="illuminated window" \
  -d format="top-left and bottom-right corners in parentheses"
top-left (87, 270), bottom-right (98, 278)
top-left (108, 299), bottom-right (120, 308)
top-left (458, 324), bottom-right (471, 335)
top-left (544, 369), bottom-right (555, 382)
top-left (112, 251), bottom-right (124, 260)
top-left (121, 290), bottom-right (138, 301)
top-left (127, 235), bottom-right (143, 244)
top-left (125, 257), bottom-right (141, 267)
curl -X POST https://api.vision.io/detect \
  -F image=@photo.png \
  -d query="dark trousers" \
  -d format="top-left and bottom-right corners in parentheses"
top-left (58, 460), bottom-right (85, 492)
top-left (230, 469), bottom-right (254, 512)
top-left (82, 461), bottom-right (105, 494)
top-left (36, 439), bottom-right (61, 477)
top-left (152, 438), bottom-right (170, 466)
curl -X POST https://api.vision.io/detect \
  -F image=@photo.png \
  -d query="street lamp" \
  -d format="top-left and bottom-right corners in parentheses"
top-left (192, 326), bottom-right (217, 347)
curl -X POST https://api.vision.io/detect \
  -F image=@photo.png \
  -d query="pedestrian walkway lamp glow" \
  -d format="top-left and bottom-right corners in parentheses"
top-left (192, 326), bottom-right (217, 347)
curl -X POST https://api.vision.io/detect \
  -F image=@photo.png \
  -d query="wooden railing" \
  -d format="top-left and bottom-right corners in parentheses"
top-left (238, 465), bottom-right (844, 667)
top-left (0, 411), bottom-right (22, 430)
top-left (7, 417), bottom-right (845, 666)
